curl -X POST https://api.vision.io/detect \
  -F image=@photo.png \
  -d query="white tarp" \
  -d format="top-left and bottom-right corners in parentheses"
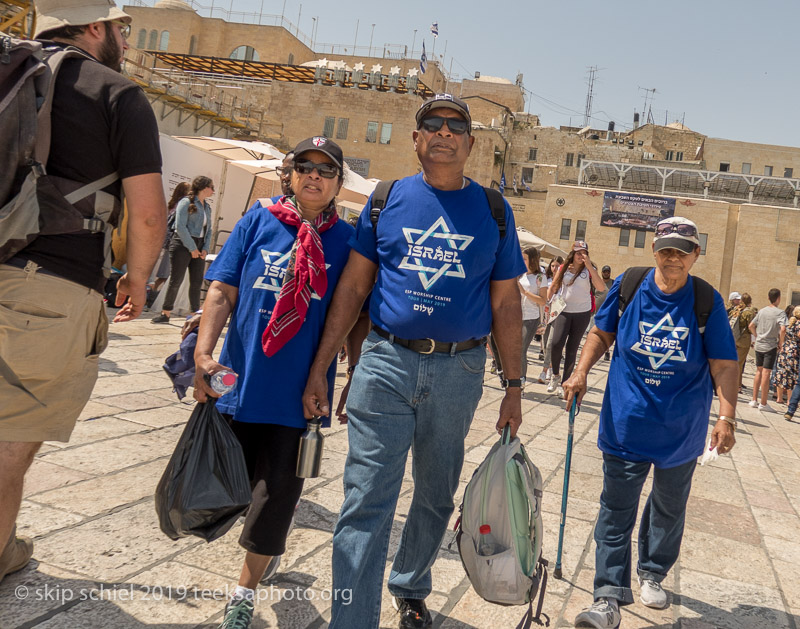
top-left (516, 227), bottom-right (568, 259)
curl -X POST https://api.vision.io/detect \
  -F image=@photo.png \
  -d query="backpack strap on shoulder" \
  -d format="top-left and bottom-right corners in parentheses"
top-left (618, 266), bottom-right (652, 319)
top-left (483, 187), bottom-right (506, 238)
top-left (692, 276), bottom-right (715, 336)
top-left (370, 179), bottom-right (396, 234)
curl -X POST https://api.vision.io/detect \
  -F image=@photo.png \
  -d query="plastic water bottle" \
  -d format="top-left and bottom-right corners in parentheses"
top-left (210, 370), bottom-right (237, 395)
top-left (478, 524), bottom-right (502, 556)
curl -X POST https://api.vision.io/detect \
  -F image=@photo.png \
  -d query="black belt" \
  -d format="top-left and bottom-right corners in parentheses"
top-left (374, 326), bottom-right (485, 355)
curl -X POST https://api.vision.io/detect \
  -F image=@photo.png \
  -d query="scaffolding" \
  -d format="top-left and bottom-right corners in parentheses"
top-left (0, 0), bottom-right (35, 37)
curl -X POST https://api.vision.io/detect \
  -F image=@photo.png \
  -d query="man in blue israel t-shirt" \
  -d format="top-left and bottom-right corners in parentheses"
top-left (302, 94), bottom-right (526, 629)
top-left (563, 216), bottom-right (739, 629)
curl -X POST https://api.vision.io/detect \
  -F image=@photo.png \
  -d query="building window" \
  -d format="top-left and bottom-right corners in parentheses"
top-left (288, 53), bottom-right (294, 64)
top-left (560, 218), bottom-right (572, 240)
top-left (575, 220), bottom-right (587, 240)
top-left (136, 28), bottom-right (147, 49)
top-left (366, 121), bottom-right (379, 143)
top-left (785, 167), bottom-right (794, 178)
top-left (522, 167), bottom-right (533, 184)
top-left (792, 290), bottom-right (800, 304)
top-left (765, 165), bottom-right (773, 176)
top-left (380, 123), bottom-right (392, 145)
top-left (634, 230), bottom-right (646, 248)
top-left (189, 35), bottom-right (196, 55)
top-left (230, 45), bottom-right (259, 61)
top-left (565, 153), bottom-right (574, 167)
top-left (577, 153), bottom-right (585, 167)
top-left (742, 162), bottom-right (751, 174)
top-left (675, 151), bottom-right (683, 161)
top-left (665, 150), bottom-right (674, 161)
top-left (619, 228), bottom-right (630, 247)
top-left (158, 30), bottom-right (169, 51)
top-left (336, 118), bottom-right (349, 140)
top-left (147, 29), bottom-right (158, 49)
top-left (698, 233), bottom-right (708, 255)
top-left (797, 244), bottom-right (800, 267)
top-left (322, 116), bottom-right (335, 138)
top-left (719, 162), bottom-right (730, 172)
top-left (529, 148), bottom-right (538, 161)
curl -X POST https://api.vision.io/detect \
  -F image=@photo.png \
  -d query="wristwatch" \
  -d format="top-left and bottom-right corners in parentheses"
top-left (502, 378), bottom-right (523, 389)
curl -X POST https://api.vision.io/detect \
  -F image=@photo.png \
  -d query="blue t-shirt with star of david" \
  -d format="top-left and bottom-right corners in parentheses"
top-left (204, 201), bottom-right (354, 428)
top-left (350, 173), bottom-right (526, 342)
top-left (593, 269), bottom-right (737, 468)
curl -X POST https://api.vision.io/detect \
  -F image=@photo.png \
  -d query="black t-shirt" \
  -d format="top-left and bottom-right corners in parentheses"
top-left (17, 43), bottom-right (162, 292)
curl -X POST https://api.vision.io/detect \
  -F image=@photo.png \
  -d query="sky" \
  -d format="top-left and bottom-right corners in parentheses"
top-left (130, 0), bottom-right (799, 147)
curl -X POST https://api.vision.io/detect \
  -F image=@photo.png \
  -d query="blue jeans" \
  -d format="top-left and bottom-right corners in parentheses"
top-left (788, 381), bottom-right (800, 416)
top-left (329, 330), bottom-right (486, 628)
top-left (593, 453), bottom-right (696, 605)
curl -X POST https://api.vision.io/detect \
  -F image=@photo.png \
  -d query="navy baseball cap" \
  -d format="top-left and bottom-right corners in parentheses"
top-left (415, 94), bottom-right (472, 129)
top-left (292, 136), bottom-right (343, 169)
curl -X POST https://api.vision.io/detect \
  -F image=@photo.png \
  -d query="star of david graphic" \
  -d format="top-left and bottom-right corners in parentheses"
top-left (630, 313), bottom-right (690, 369)
top-left (399, 217), bottom-right (474, 290)
top-left (253, 249), bottom-right (327, 300)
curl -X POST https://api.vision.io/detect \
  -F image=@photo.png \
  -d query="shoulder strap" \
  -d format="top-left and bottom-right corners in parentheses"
top-left (370, 179), bottom-right (396, 234)
top-left (617, 266), bottom-right (652, 318)
top-left (483, 187), bottom-right (506, 238)
top-left (692, 276), bottom-right (715, 336)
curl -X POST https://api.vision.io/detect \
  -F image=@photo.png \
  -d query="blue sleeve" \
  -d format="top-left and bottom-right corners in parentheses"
top-left (202, 204), bottom-right (213, 252)
top-left (174, 198), bottom-right (196, 251)
top-left (703, 290), bottom-right (739, 360)
top-left (205, 214), bottom-right (251, 287)
top-left (348, 195), bottom-right (378, 263)
top-left (594, 275), bottom-right (622, 334)
top-left (491, 201), bottom-right (527, 281)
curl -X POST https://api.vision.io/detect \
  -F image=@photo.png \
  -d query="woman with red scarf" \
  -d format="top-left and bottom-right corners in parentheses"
top-left (193, 137), bottom-right (355, 629)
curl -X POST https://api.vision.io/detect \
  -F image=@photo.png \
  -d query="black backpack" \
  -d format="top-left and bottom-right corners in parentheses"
top-left (368, 179), bottom-right (507, 237)
top-left (617, 266), bottom-right (715, 336)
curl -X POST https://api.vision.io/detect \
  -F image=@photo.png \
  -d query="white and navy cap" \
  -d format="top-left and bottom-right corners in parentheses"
top-left (653, 216), bottom-right (700, 254)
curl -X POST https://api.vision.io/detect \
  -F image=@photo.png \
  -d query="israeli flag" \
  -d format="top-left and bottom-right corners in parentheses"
top-left (513, 173), bottom-right (518, 194)
top-left (499, 173), bottom-right (506, 195)
top-left (420, 41), bottom-right (427, 74)
top-left (431, 22), bottom-right (439, 37)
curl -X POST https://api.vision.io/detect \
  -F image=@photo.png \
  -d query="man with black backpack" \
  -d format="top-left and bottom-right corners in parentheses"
top-left (302, 94), bottom-right (526, 629)
top-left (0, 0), bottom-right (165, 584)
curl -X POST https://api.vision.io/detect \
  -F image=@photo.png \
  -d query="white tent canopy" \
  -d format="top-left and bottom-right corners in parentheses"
top-left (516, 227), bottom-right (568, 259)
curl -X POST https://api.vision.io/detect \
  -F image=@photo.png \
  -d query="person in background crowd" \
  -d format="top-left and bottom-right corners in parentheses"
top-left (731, 293), bottom-right (757, 392)
top-left (152, 176), bottom-right (215, 323)
top-left (546, 241), bottom-right (606, 398)
top-left (566, 216), bottom-right (738, 629)
top-left (726, 291), bottom-right (742, 314)
top-left (519, 247), bottom-right (546, 384)
top-left (774, 305), bottom-right (800, 405)
top-left (147, 181), bottom-right (190, 308)
top-left (0, 0), bottom-right (165, 585)
top-left (537, 256), bottom-right (563, 383)
top-left (193, 137), bottom-right (355, 629)
top-left (748, 288), bottom-right (787, 412)
top-left (595, 265), bottom-right (614, 360)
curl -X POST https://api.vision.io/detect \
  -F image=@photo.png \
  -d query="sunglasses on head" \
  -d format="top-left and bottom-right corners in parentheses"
top-left (293, 160), bottom-right (339, 179)
top-left (656, 223), bottom-right (697, 238)
top-left (418, 116), bottom-right (470, 135)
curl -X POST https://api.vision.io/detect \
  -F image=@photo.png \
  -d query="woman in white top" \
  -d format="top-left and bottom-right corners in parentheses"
top-left (546, 240), bottom-right (606, 397)
top-left (518, 247), bottom-right (547, 382)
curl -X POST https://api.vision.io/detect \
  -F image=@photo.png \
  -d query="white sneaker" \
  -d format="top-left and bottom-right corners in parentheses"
top-left (747, 400), bottom-right (758, 408)
top-left (556, 385), bottom-right (565, 399)
top-left (638, 576), bottom-right (668, 609)
top-left (537, 370), bottom-right (548, 384)
top-left (575, 597), bottom-right (621, 628)
top-left (547, 374), bottom-right (557, 393)
top-left (759, 403), bottom-right (775, 413)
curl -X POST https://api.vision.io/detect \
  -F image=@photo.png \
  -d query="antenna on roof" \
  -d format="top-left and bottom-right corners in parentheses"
top-left (583, 66), bottom-right (598, 127)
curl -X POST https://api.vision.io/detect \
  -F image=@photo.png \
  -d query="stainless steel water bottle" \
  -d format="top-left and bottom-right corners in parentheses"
top-left (296, 416), bottom-right (324, 478)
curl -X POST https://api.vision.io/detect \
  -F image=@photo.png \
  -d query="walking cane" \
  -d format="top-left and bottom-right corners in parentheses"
top-left (554, 396), bottom-right (579, 579)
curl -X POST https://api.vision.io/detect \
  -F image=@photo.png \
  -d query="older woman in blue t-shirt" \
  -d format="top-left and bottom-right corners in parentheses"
top-left (192, 138), bottom-right (356, 628)
top-left (563, 217), bottom-right (739, 629)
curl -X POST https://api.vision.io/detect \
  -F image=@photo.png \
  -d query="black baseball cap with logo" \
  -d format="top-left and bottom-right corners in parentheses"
top-left (292, 136), bottom-right (343, 169)
top-left (415, 94), bottom-right (472, 129)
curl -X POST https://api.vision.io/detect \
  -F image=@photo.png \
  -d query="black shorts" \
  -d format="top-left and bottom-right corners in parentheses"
top-left (755, 348), bottom-right (778, 370)
top-left (226, 418), bottom-right (305, 556)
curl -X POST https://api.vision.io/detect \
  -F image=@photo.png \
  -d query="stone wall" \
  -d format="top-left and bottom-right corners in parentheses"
top-left (703, 137), bottom-right (800, 178)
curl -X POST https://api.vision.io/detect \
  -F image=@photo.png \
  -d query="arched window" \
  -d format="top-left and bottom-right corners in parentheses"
top-left (230, 45), bottom-right (259, 62)
top-left (159, 31), bottom-right (169, 51)
top-left (136, 28), bottom-right (146, 49)
top-left (189, 35), bottom-right (197, 55)
top-left (147, 29), bottom-right (158, 49)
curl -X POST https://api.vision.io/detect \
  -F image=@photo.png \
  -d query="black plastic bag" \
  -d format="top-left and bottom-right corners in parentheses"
top-left (155, 399), bottom-right (251, 542)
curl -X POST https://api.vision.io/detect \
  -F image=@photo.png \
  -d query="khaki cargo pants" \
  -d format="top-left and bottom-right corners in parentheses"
top-left (0, 262), bottom-right (108, 442)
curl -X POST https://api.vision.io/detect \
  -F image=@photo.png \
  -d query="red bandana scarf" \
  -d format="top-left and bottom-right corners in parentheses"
top-left (262, 196), bottom-right (339, 356)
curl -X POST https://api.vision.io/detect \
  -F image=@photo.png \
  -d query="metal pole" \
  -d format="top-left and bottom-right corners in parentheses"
top-left (311, 17), bottom-right (316, 49)
top-left (353, 19), bottom-right (359, 55)
top-left (411, 29), bottom-right (417, 57)
top-left (554, 397), bottom-right (579, 580)
top-left (369, 23), bottom-right (375, 57)
top-left (296, 3), bottom-right (301, 37)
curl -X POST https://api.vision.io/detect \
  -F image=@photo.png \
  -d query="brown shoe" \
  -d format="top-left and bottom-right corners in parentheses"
top-left (0, 527), bottom-right (33, 583)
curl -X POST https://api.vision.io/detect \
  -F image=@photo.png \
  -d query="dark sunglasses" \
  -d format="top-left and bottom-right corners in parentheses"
top-left (293, 160), bottom-right (339, 179)
top-left (418, 116), bottom-right (470, 135)
top-left (656, 223), bottom-right (697, 237)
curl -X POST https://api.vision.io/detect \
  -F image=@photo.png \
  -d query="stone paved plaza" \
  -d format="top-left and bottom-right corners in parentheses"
top-left (1, 311), bottom-right (799, 628)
